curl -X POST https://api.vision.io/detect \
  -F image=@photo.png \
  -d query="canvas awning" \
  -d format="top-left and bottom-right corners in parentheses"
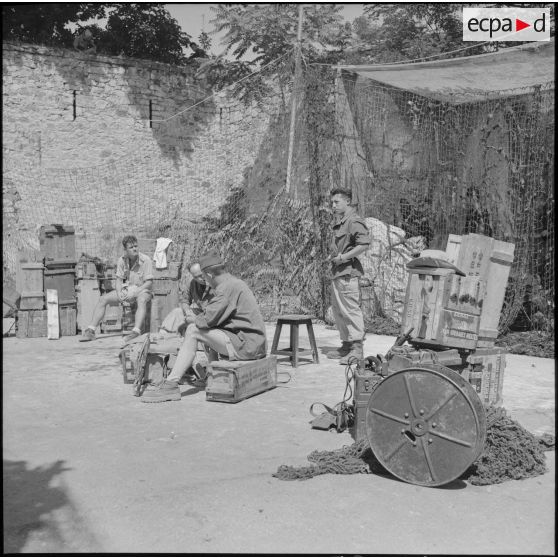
top-left (338, 40), bottom-right (554, 104)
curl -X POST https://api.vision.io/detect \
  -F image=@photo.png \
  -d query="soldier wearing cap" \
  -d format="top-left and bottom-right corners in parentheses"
top-left (326, 188), bottom-right (370, 364)
top-left (141, 251), bottom-right (267, 403)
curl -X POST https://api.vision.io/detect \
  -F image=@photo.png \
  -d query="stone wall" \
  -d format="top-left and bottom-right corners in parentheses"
top-left (2, 41), bottom-right (287, 277)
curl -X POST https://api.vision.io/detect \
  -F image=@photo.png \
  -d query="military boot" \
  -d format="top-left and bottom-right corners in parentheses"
top-left (339, 340), bottom-right (363, 365)
top-left (326, 341), bottom-right (351, 360)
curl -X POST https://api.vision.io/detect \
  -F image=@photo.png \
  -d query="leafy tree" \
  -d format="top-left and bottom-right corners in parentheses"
top-left (2, 3), bottom-right (105, 46)
top-left (2, 3), bottom-right (203, 65)
top-left (199, 4), bottom-right (348, 101)
top-left (99, 3), bottom-right (193, 64)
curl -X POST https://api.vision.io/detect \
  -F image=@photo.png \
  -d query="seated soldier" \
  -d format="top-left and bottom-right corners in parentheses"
top-left (158, 262), bottom-right (214, 336)
top-left (80, 235), bottom-right (153, 344)
top-left (141, 251), bottom-right (267, 403)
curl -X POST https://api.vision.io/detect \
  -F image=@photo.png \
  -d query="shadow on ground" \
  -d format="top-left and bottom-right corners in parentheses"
top-left (3, 459), bottom-right (71, 552)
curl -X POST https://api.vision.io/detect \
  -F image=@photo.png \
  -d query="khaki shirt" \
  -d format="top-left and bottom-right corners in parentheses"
top-left (116, 252), bottom-right (154, 290)
top-left (330, 209), bottom-right (370, 279)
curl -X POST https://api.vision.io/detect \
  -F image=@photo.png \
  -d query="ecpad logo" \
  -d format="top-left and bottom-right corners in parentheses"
top-left (463, 7), bottom-right (550, 41)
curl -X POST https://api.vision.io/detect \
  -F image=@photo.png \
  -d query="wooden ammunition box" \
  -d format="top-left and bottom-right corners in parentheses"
top-left (59, 305), bottom-right (77, 336)
top-left (401, 267), bottom-right (483, 350)
top-left (101, 301), bottom-right (123, 332)
top-left (464, 347), bottom-right (506, 407)
top-left (16, 306), bottom-right (77, 338)
top-left (206, 356), bottom-right (277, 403)
top-left (445, 234), bottom-right (515, 348)
top-left (16, 309), bottom-right (47, 338)
top-left (43, 267), bottom-right (76, 306)
top-left (150, 277), bottom-right (179, 333)
top-left (39, 225), bottom-right (76, 264)
top-left (19, 292), bottom-right (45, 310)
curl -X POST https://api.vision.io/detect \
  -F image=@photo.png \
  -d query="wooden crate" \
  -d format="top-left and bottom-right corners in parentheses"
top-left (17, 262), bottom-right (44, 294)
top-left (101, 301), bottom-right (123, 332)
top-left (445, 234), bottom-right (515, 348)
top-left (464, 347), bottom-right (506, 406)
top-left (19, 292), bottom-right (45, 310)
top-left (39, 224), bottom-right (76, 264)
top-left (76, 278), bottom-right (101, 333)
top-left (16, 309), bottom-right (47, 338)
top-left (150, 278), bottom-right (179, 333)
top-left (59, 305), bottom-right (77, 336)
top-left (401, 267), bottom-right (482, 350)
top-left (206, 356), bottom-right (277, 403)
top-left (152, 262), bottom-right (181, 280)
top-left (43, 267), bottom-right (76, 306)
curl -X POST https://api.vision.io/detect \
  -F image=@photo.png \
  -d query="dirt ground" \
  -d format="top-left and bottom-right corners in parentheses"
top-left (2, 323), bottom-right (555, 554)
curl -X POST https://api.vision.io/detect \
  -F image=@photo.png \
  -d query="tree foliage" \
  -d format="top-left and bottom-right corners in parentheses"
top-left (198, 4), bottom-right (348, 101)
top-left (2, 3), bottom-right (201, 65)
top-left (2, 3), bottom-right (105, 46)
top-left (99, 3), bottom-right (193, 64)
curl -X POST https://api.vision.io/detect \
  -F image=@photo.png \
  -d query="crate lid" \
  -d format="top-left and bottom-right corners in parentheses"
top-left (44, 267), bottom-right (77, 276)
top-left (39, 224), bottom-right (75, 234)
top-left (44, 259), bottom-right (77, 269)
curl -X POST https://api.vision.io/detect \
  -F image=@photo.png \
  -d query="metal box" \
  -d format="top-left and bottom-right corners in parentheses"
top-left (352, 366), bottom-right (383, 441)
top-left (206, 356), bottom-right (277, 403)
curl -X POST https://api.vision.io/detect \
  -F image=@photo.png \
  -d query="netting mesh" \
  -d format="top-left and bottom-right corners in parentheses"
top-left (3, 49), bottom-right (554, 333)
top-left (338, 73), bottom-right (554, 332)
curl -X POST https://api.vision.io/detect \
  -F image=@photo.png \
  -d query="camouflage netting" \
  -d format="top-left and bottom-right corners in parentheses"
top-left (273, 407), bottom-right (554, 486)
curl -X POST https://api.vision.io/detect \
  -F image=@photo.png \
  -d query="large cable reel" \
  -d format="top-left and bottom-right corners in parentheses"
top-left (365, 364), bottom-right (486, 487)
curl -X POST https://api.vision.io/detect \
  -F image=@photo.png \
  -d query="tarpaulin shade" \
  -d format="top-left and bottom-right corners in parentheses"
top-left (339, 40), bottom-right (554, 104)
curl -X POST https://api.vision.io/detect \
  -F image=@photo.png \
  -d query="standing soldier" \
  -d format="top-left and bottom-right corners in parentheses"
top-left (326, 188), bottom-right (370, 364)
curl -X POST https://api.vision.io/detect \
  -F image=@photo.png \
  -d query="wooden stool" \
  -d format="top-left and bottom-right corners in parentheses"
top-left (270, 314), bottom-right (319, 368)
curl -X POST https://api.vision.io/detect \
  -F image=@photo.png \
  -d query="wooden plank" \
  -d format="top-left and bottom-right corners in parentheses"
top-left (478, 239), bottom-right (515, 340)
top-left (424, 275), bottom-right (439, 340)
top-left (401, 272), bottom-right (421, 335)
top-left (445, 234), bottom-right (462, 265)
top-left (46, 289), bottom-right (60, 339)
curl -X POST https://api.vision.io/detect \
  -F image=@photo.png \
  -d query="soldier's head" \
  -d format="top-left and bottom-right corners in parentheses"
top-left (199, 251), bottom-right (225, 287)
top-left (189, 262), bottom-right (206, 285)
top-left (330, 188), bottom-right (352, 216)
top-left (121, 235), bottom-right (139, 259)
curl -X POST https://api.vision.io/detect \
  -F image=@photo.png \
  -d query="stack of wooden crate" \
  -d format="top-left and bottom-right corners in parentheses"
top-left (16, 225), bottom-right (78, 338)
top-left (400, 233), bottom-right (515, 406)
top-left (40, 225), bottom-right (77, 336)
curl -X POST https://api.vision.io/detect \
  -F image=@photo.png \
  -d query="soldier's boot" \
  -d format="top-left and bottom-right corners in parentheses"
top-left (326, 341), bottom-right (352, 360)
top-left (339, 340), bottom-right (364, 365)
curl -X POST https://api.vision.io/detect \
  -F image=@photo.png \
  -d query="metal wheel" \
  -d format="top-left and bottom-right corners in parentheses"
top-left (366, 365), bottom-right (486, 487)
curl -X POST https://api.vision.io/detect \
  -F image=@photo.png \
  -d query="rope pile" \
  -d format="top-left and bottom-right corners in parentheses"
top-left (273, 407), bottom-right (554, 485)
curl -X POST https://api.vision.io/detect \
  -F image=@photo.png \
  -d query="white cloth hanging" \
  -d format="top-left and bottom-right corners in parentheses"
top-left (153, 237), bottom-right (173, 269)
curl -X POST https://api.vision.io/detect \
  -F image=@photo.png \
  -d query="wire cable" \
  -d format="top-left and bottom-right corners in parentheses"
top-left (151, 49), bottom-right (294, 123)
